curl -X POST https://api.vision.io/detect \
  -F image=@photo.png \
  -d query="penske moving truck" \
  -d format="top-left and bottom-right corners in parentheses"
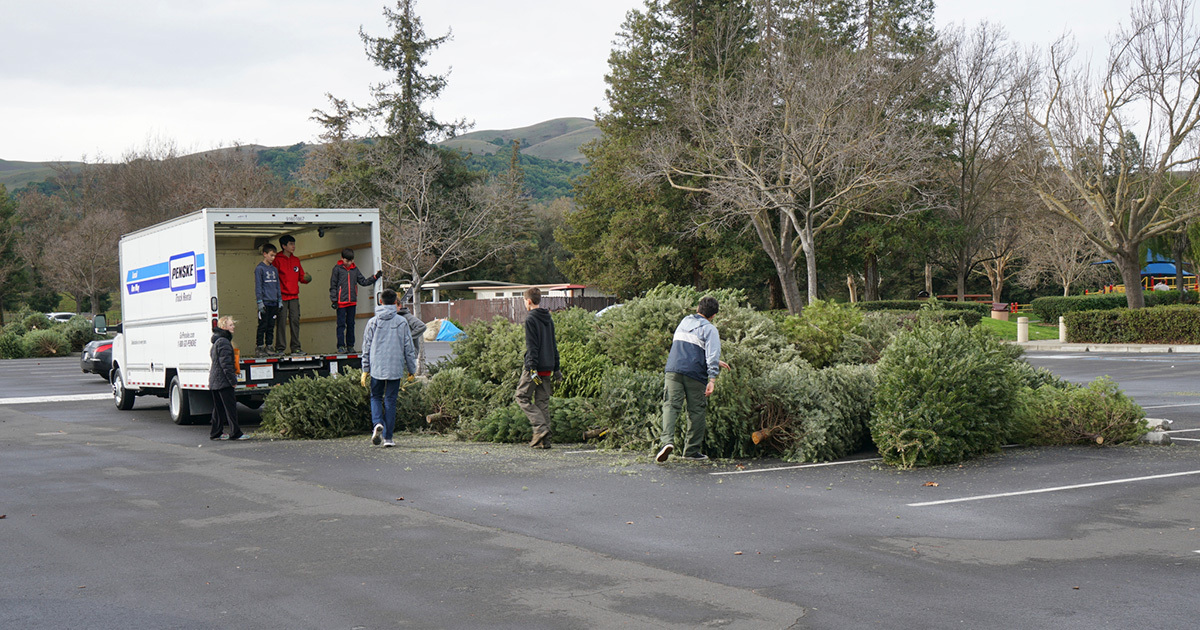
top-left (95, 208), bottom-right (382, 424)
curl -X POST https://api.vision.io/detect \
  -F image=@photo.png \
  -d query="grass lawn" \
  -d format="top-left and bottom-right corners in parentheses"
top-left (977, 315), bottom-right (1060, 341)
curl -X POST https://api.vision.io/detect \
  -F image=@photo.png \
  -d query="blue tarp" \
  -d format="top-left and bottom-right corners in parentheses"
top-left (435, 319), bottom-right (463, 342)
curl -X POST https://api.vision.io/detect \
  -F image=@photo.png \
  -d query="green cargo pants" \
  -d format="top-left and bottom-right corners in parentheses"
top-left (661, 372), bottom-right (708, 458)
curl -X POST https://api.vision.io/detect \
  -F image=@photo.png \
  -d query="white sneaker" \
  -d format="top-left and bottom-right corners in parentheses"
top-left (371, 424), bottom-right (383, 446)
top-left (383, 440), bottom-right (395, 448)
top-left (655, 444), bottom-right (673, 463)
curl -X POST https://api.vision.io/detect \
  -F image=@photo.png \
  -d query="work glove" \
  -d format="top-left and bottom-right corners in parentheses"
top-left (374, 270), bottom-right (383, 280)
top-left (302, 273), bottom-right (312, 284)
top-left (257, 300), bottom-right (264, 318)
top-left (530, 370), bottom-right (542, 386)
top-left (406, 374), bottom-right (415, 382)
top-left (553, 370), bottom-right (563, 384)
top-left (331, 302), bottom-right (338, 310)
top-left (360, 371), bottom-right (369, 387)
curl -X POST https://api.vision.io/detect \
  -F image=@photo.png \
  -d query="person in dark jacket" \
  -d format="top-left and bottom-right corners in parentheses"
top-left (655, 296), bottom-right (729, 463)
top-left (329, 247), bottom-right (382, 353)
top-left (209, 316), bottom-right (247, 441)
top-left (516, 287), bottom-right (560, 449)
top-left (254, 244), bottom-right (281, 356)
top-left (395, 290), bottom-right (427, 371)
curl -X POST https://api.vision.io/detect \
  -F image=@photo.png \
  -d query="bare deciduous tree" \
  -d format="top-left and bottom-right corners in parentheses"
top-left (1016, 210), bottom-right (1107, 296)
top-left (646, 36), bottom-right (938, 312)
top-left (938, 22), bottom-right (1030, 300)
top-left (1023, 0), bottom-right (1200, 308)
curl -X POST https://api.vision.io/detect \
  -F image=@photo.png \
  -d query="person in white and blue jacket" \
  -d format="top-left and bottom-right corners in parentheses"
top-left (360, 289), bottom-right (417, 448)
top-left (656, 296), bottom-right (730, 463)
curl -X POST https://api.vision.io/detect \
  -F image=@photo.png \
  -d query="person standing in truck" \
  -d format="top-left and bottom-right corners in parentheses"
top-left (272, 234), bottom-right (311, 355)
top-left (329, 247), bottom-right (382, 353)
top-left (254, 243), bottom-right (281, 356)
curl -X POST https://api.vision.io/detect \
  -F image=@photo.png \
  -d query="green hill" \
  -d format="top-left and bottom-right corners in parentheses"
top-left (0, 159), bottom-right (83, 191)
top-left (440, 117), bottom-right (597, 163)
top-left (2, 118), bottom-right (597, 199)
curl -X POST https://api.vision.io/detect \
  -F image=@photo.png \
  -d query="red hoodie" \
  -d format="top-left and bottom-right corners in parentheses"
top-left (272, 252), bottom-right (307, 301)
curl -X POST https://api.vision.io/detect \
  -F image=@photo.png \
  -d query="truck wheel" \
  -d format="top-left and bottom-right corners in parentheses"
top-left (112, 368), bottom-right (135, 411)
top-left (169, 376), bottom-right (193, 425)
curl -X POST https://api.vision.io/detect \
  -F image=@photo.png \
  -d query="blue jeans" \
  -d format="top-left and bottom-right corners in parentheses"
top-left (336, 304), bottom-right (357, 348)
top-left (370, 377), bottom-right (401, 440)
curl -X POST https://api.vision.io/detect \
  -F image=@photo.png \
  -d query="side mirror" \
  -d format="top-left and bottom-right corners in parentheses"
top-left (93, 314), bottom-right (107, 335)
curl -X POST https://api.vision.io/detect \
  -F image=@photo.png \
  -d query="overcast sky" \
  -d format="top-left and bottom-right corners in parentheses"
top-left (0, 0), bottom-right (1139, 163)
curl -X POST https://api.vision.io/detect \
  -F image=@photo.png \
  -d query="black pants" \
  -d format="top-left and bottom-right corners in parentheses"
top-left (256, 303), bottom-right (279, 348)
top-left (336, 304), bottom-right (357, 348)
top-left (209, 387), bottom-right (242, 439)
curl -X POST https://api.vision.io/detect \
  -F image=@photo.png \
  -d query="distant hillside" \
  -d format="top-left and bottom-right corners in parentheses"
top-left (440, 117), bottom-right (599, 163)
top-left (0, 159), bottom-right (83, 191)
top-left (2, 118), bottom-right (598, 199)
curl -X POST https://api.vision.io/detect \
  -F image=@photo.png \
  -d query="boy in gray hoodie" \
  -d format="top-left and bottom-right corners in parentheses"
top-left (360, 289), bottom-right (417, 447)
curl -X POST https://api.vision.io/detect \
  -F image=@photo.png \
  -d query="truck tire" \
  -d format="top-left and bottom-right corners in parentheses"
top-left (169, 376), bottom-right (193, 425)
top-left (112, 367), bottom-right (135, 411)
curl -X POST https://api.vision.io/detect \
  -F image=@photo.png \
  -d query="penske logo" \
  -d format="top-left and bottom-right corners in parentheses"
top-left (126, 252), bottom-right (206, 295)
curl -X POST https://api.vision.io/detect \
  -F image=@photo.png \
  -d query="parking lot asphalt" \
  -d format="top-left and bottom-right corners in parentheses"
top-left (2, 353), bottom-right (1199, 629)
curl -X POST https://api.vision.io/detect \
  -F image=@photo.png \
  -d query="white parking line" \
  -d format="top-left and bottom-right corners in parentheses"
top-left (908, 470), bottom-right (1200, 507)
top-left (0, 393), bottom-right (111, 405)
top-left (1141, 402), bottom-right (1200, 409)
top-left (1171, 437), bottom-right (1200, 442)
top-left (710, 458), bottom-right (882, 476)
top-left (1164, 428), bottom-right (1200, 433)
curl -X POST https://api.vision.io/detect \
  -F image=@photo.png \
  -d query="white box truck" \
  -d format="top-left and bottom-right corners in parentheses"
top-left (95, 208), bottom-right (382, 424)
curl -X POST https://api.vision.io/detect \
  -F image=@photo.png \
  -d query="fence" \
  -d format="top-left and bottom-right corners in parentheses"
top-left (413, 296), bottom-right (618, 327)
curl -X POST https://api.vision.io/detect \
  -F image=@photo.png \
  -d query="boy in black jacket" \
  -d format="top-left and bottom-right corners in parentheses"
top-left (516, 287), bottom-right (559, 449)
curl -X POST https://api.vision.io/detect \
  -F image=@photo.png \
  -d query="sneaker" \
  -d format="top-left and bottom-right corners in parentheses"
top-left (383, 440), bottom-right (395, 448)
top-left (254, 345), bottom-right (265, 356)
top-left (655, 444), bottom-right (674, 463)
top-left (216, 435), bottom-right (230, 441)
top-left (337, 346), bottom-right (347, 354)
top-left (681, 452), bottom-right (709, 461)
top-left (371, 424), bottom-right (383, 446)
top-left (530, 431), bottom-right (549, 448)
top-left (233, 435), bottom-right (250, 441)
top-left (210, 435), bottom-right (223, 441)
top-left (531, 441), bottom-right (551, 450)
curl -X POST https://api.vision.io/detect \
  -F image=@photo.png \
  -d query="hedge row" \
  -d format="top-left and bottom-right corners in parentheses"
top-left (856, 300), bottom-right (991, 316)
top-left (1031, 291), bottom-right (1186, 322)
top-left (1064, 305), bottom-right (1200, 343)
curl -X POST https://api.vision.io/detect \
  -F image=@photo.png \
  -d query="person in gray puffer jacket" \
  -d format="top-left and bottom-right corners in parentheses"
top-left (209, 316), bottom-right (246, 441)
top-left (360, 289), bottom-right (417, 447)
top-left (396, 290), bottom-right (427, 363)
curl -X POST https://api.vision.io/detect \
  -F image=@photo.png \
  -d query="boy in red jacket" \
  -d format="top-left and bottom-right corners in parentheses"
top-left (272, 235), bottom-right (311, 355)
top-left (329, 247), bottom-right (381, 353)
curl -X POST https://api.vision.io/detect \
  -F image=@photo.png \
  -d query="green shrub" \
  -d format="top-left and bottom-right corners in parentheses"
top-left (857, 299), bottom-right (990, 316)
top-left (780, 299), bottom-right (863, 368)
top-left (700, 366), bottom-right (762, 459)
top-left (551, 307), bottom-right (599, 345)
top-left (63, 316), bottom-right (98, 352)
top-left (448, 315), bottom-right (523, 388)
top-left (804, 363), bottom-right (876, 460)
top-left (2, 321), bottom-right (28, 337)
top-left (555, 340), bottom-right (611, 398)
top-left (23, 313), bottom-right (52, 331)
top-left (0, 332), bottom-right (25, 359)
top-left (1064, 305), bottom-right (1200, 343)
top-left (1011, 360), bottom-right (1072, 390)
top-left (643, 283), bottom-right (750, 309)
top-left (1031, 291), bottom-right (1184, 322)
top-left (597, 294), bottom-right (692, 371)
top-left (423, 367), bottom-right (497, 433)
top-left (871, 321), bottom-right (1022, 468)
top-left (1013, 377), bottom-right (1148, 446)
top-left (22, 329), bottom-right (70, 357)
top-left (716, 307), bottom-right (801, 378)
top-left (594, 367), bottom-right (665, 451)
top-left (472, 397), bottom-right (597, 444)
top-left (261, 368), bottom-right (426, 439)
